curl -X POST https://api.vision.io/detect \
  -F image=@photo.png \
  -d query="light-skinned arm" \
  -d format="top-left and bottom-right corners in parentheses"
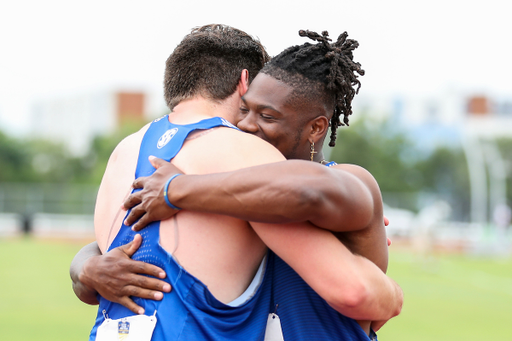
top-left (249, 219), bottom-right (402, 323)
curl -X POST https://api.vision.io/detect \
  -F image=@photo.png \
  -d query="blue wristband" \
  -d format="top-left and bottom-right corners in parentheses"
top-left (163, 174), bottom-right (182, 210)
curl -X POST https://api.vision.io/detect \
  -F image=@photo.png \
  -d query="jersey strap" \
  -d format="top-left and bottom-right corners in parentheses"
top-left (135, 116), bottom-right (239, 178)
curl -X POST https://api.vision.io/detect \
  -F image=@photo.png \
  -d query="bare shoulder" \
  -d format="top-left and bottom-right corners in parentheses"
top-left (95, 123), bottom-right (150, 252)
top-left (176, 127), bottom-right (285, 174)
top-left (108, 123), bottom-right (150, 165)
top-left (331, 163), bottom-right (380, 192)
top-left (213, 128), bottom-right (284, 163)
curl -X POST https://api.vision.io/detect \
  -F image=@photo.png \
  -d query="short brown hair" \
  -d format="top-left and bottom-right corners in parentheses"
top-left (164, 24), bottom-right (270, 110)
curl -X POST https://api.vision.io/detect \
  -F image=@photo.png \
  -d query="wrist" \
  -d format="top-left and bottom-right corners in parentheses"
top-left (164, 174), bottom-right (183, 210)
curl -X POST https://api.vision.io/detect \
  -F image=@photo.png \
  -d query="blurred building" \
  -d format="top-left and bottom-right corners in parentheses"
top-left (357, 91), bottom-right (512, 151)
top-left (30, 90), bottom-right (163, 155)
top-left (356, 91), bottom-right (512, 227)
top-left (465, 95), bottom-right (512, 138)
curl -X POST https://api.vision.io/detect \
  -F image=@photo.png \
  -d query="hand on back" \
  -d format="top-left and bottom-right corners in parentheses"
top-left (80, 234), bottom-right (171, 314)
top-left (124, 156), bottom-right (182, 231)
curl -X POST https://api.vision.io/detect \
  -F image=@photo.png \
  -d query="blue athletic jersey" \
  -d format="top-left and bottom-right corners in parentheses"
top-left (264, 159), bottom-right (376, 341)
top-left (264, 159), bottom-right (377, 341)
top-left (89, 116), bottom-right (273, 341)
top-left (269, 253), bottom-right (376, 340)
top-left (89, 119), bottom-right (376, 341)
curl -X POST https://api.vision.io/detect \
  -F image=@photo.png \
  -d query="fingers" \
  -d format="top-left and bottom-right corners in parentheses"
top-left (124, 192), bottom-right (143, 210)
top-left (110, 242), bottom-right (168, 279)
top-left (120, 234), bottom-right (142, 257)
top-left (129, 273), bottom-right (171, 293)
top-left (149, 156), bottom-right (170, 169)
top-left (123, 286), bottom-right (165, 301)
top-left (132, 176), bottom-right (148, 190)
top-left (384, 217), bottom-right (391, 246)
top-left (107, 280), bottom-right (171, 314)
top-left (131, 214), bottom-right (152, 232)
top-left (129, 259), bottom-right (168, 281)
top-left (118, 296), bottom-right (145, 315)
top-left (124, 205), bottom-right (146, 227)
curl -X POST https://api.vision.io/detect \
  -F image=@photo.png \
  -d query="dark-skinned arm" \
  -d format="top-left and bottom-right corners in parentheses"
top-left (123, 157), bottom-right (398, 330)
top-left (70, 241), bottom-right (103, 306)
top-left (125, 157), bottom-right (374, 233)
top-left (70, 235), bottom-right (171, 314)
top-left (125, 156), bottom-right (389, 271)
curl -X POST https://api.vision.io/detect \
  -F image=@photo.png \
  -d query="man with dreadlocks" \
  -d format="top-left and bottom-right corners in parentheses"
top-left (73, 28), bottom-right (402, 340)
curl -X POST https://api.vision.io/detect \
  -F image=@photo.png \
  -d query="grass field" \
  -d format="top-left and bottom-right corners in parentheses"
top-left (0, 238), bottom-right (511, 340)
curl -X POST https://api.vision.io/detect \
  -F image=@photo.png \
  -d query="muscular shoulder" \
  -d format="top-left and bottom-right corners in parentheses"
top-left (331, 163), bottom-right (384, 227)
top-left (175, 127), bottom-right (286, 174)
top-left (331, 163), bottom-right (381, 194)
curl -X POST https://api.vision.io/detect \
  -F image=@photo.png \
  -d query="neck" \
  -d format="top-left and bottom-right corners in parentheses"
top-left (313, 151), bottom-right (326, 163)
top-left (168, 94), bottom-right (239, 125)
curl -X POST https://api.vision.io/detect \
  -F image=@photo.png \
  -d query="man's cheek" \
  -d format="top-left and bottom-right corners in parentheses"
top-left (234, 113), bottom-right (244, 127)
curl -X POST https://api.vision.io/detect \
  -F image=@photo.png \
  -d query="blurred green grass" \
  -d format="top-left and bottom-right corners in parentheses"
top-left (0, 238), bottom-right (511, 340)
top-left (378, 250), bottom-right (512, 340)
top-left (0, 238), bottom-right (97, 341)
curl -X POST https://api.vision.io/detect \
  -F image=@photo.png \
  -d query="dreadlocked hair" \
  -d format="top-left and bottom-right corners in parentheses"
top-left (261, 30), bottom-right (364, 146)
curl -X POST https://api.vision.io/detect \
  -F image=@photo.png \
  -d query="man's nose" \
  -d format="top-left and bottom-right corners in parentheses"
top-left (237, 113), bottom-right (258, 133)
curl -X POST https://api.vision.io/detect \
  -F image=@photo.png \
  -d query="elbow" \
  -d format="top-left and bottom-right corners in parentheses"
top-left (392, 283), bottom-right (404, 317)
top-left (324, 277), bottom-right (403, 321)
top-left (72, 280), bottom-right (99, 306)
top-left (323, 278), bottom-right (372, 316)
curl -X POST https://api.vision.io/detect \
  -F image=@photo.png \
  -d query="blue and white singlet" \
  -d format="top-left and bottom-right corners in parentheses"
top-left (89, 116), bottom-right (273, 341)
top-left (89, 116), bottom-right (375, 340)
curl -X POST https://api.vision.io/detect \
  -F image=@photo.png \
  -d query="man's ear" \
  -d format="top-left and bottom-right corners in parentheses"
top-left (237, 69), bottom-right (250, 96)
top-left (308, 116), bottom-right (329, 143)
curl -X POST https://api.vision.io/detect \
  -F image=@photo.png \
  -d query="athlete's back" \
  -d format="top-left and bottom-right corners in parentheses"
top-left (95, 104), bottom-right (285, 303)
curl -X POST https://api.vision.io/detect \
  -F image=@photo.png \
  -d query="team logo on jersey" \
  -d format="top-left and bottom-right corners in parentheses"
top-left (157, 128), bottom-right (178, 149)
top-left (220, 118), bottom-right (237, 129)
top-left (118, 320), bottom-right (130, 341)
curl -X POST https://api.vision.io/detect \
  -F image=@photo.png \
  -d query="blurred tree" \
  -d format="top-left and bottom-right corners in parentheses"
top-left (0, 119), bottom-right (145, 185)
top-left (0, 130), bottom-right (33, 182)
top-left (330, 118), bottom-right (422, 193)
top-left (0, 130), bottom-right (77, 183)
top-left (414, 147), bottom-right (470, 221)
top-left (27, 139), bottom-right (80, 183)
top-left (329, 117), bottom-right (473, 220)
top-left (80, 119), bottom-right (147, 185)
top-left (496, 138), bottom-right (512, 208)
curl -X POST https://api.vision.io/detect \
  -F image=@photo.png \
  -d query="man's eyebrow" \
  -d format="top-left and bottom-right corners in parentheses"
top-left (241, 96), bottom-right (281, 113)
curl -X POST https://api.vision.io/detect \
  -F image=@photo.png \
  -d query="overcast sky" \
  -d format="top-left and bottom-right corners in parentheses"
top-left (1, 0), bottom-right (511, 135)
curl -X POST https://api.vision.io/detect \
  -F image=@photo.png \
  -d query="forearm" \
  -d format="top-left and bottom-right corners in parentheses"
top-left (328, 254), bottom-right (403, 321)
top-left (170, 160), bottom-right (370, 228)
top-left (170, 161), bottom-right (309, 223)
top-left (251, 221), bottom-right (402, 321)
top-left (70, 241), bottom-right (102, 305)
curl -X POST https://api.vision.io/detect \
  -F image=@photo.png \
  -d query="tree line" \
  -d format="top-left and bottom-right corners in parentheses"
top-left (1, 118), bottom-right (510, 222)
